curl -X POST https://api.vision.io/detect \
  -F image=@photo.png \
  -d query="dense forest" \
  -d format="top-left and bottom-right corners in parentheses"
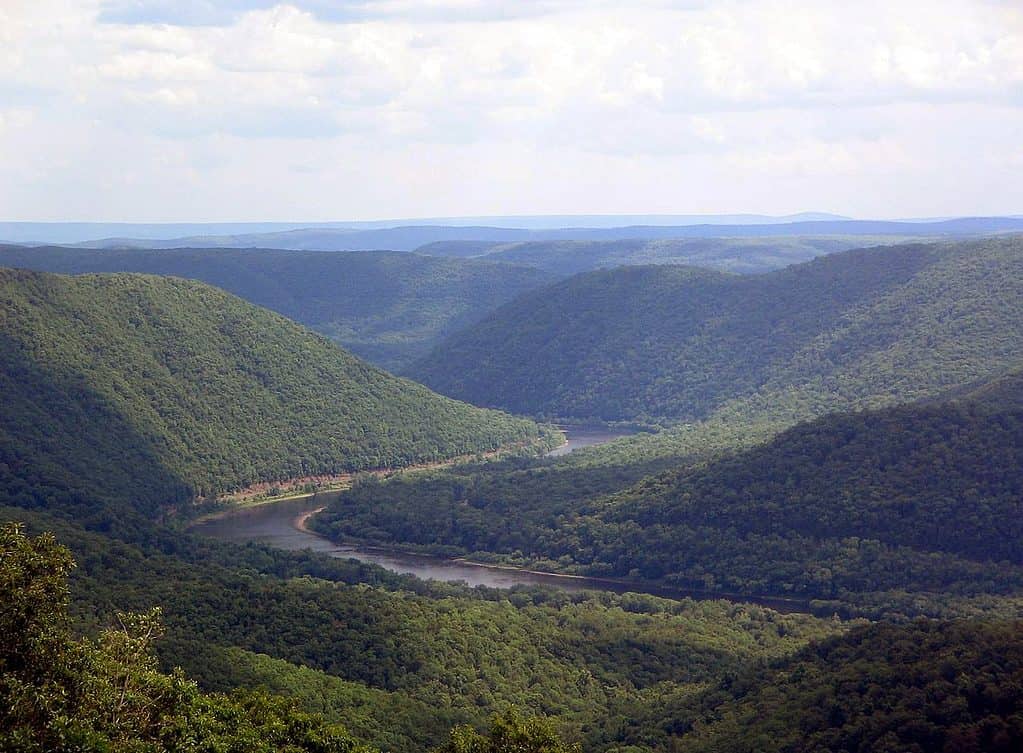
top-left (0, 264), bottom-right (837, 752)
top-left (410, 237), bottom-right (1023, 423)
top-left (0, 267), bottom-right (545, 515)
top-left (2, 521), bottom-right (590, 753)
top-left (2, 502), bottom-right (839, 753)
top-left (673, 619), bottom-right (1023, 753)
top-left (4, 236), bottom-right (1023, 752)
top-left (0, 245), bottom-right (553, 371)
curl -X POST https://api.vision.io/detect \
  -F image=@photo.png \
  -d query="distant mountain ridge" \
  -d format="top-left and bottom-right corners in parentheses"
top-left (2, 216), bottom-right (1018, 252)
top-left (0, 245), bottom-right (554, 371)
top-left (419, 237), bottom-right (881, 276)
top-left (0, 212), bottom-right (852, 244)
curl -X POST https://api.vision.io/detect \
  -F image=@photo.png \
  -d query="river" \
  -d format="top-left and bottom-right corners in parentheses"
top-left (545, 425), bottom-right (633, 456)
top-left (191, 427), bottom-right (809, 613)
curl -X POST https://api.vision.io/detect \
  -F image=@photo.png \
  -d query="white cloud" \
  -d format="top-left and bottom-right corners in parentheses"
top-left (0, 0), bottom-right (1020, 220)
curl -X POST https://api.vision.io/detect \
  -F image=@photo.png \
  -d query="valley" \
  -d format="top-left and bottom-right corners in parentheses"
top-left (191, 427), bottom-right (809, 611)
top-left (3, 231), bottom-right (1023, 752)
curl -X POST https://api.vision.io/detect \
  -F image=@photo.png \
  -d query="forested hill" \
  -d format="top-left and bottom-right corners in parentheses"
top-left (417, 236), bottom-right (879, 275)
top-left (409, 236), bottom-right (1023, 422)
top-left (0, 268), bottom-right (543, 517)
top-left (0, 245), bottom-right (553, 371)
top-left (584, 366), bottom-right (1023, 598)
top-left (673, 619), bottom-right (1023, 753)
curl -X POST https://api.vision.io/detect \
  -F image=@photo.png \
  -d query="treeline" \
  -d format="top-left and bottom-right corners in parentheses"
top-left (0, 267), bottom-right (545, 514)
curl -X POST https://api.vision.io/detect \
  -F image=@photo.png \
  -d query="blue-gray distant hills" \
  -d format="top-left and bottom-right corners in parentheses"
top-left (0, 212), bottom-right (849, 244)
top-left (4, 215), bottom-right (1022, 251)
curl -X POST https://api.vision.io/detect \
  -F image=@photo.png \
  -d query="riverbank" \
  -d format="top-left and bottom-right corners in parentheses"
top-left (189, 426), bottom-right (812, 613)
top-left (287, 499), bottom-right (811, 614)
top-left (189, 432), bottom-right (563, 527)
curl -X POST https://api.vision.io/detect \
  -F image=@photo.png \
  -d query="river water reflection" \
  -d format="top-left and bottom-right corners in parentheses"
top-left (191, 429), bottom-right (809, 613)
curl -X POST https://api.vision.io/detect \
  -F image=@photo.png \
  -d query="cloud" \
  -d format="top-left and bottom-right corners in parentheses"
top-left (0, 0), bottom-right (1021, 220)
top-left (96, 0), bottom-right (655, 27)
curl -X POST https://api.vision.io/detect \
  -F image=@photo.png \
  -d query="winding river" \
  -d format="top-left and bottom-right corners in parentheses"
top-left (191, 428), bottom-right (809, 613)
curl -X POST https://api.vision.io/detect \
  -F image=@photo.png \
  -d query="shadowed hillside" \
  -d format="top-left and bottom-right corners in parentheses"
top-left (0, 267), bottom-right (544, 516)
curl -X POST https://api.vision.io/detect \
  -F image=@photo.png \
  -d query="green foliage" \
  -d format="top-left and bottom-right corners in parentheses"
top-left (0, 245), bottom-right (553, 371)
top-left (434, 709), bottom-right (579, 753)
top-left (411, 237), bottom-right (1023, 423)
top-left (5, 237), bottom-right (1023, 753)
top-left (0, 522), bottom-right (369, 752)
top-left (674, 619), bottom-right (1023, 753)
top-left (0, 267), bottom-right (543, 515)
top-left (4, 507), bottom-right (839, 752)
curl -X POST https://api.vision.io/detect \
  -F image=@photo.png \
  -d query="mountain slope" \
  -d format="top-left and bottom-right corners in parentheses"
top-left (0, 268), bottom-right (543, 516)
top-left (673, 619), bottom-right (1023, 753)
top-left (0, 246), bottom-right (553, 371)
top-left (409, 237), bottom-right (1023, 422)
top-left (582, 368), bottom-right (1023, 599)
top-left (419, 237), bottom-right (883, 275)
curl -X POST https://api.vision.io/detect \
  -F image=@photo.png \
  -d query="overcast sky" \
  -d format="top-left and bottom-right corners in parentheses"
top-left (1, 0), bottom-right (1021, 221)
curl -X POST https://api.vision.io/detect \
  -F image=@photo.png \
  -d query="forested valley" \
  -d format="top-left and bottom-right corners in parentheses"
top-left (3, 235), bottom-right (1023, 752)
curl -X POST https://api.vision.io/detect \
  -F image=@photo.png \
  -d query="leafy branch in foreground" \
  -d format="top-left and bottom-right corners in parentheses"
top-left (0, 521), bottom-right (368, 753)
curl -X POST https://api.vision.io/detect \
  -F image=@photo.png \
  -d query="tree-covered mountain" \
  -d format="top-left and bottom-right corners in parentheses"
top-left (409, 237), bottom-right (1023, 422)
top-left (417, 236), bottom-right (883, 275)
top-left (0, 267), bottom-right (544, 517)
top-left (0, 245), bottom-right (553, 371)
top-left (5, 235), bottom-right (1023, 753)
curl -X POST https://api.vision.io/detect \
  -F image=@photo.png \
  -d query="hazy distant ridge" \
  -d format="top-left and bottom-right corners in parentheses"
top-left (4, 215), bottom-right (1022, 250)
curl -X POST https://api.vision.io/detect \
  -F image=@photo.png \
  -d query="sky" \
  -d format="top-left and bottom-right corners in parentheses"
top-left (1, 0), bottom-right (1021, 222)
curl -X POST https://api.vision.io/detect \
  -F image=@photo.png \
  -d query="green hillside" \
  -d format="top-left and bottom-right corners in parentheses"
top-left (672, 619), bottom-right (1023, 753)
top-left (409, 237), bottom-right (1023, 422)
top-left (0, 245), bottom-right (553, 371)
top-left (0, 267), bottom-right (544, 516)
top-left (581, 370), bottom-right (1023, 605)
